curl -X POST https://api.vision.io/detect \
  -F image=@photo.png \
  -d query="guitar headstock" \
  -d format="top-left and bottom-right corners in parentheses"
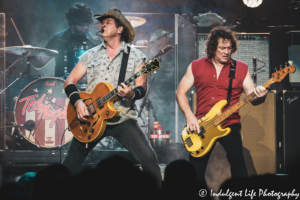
top-left (270, 65), bottom-right (296, 83)
top-left (141, 58), bottom-right (161, 75)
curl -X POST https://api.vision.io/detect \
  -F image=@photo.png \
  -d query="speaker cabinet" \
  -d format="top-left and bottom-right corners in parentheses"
top-left (192, 92), bottom-right (276, 190)
top-left (282, 90), bottom-right (300, 174)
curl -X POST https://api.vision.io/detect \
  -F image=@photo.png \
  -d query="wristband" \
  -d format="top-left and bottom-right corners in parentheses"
top-left (131, 87), bottom-right (146, 100)
top-left (65, 84), bottom-right (79, 98)
top-left (69, 92), bottom-right (82, 107)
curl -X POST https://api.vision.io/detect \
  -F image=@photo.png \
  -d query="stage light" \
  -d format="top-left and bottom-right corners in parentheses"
top-left (243, 0), bottom-right (263, 8)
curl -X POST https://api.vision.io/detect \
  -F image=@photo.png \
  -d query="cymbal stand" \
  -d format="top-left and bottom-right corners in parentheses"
top-left (0, 52), bottom-right (29, 95)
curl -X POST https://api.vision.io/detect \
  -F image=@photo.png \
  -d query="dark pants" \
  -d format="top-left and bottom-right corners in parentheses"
top-left (62, 119), bottom-right (162, 187)
top-left (189, 123), bottom-right (248, 188)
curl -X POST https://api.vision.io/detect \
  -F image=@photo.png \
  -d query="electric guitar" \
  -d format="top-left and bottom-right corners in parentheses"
top-left (182, 65), bottom-right (296, 158)
top-left (67, 58), bottom-right (161, 143)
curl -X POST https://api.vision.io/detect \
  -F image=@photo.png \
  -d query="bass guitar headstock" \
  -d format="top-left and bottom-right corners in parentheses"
top-left (270, 65), bottom-right (296, 83)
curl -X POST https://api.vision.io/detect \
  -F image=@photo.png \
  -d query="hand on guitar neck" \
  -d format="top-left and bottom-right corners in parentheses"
top-left (117, 83), bottom-right (135, 99)
top-left (251, 85), bottom-right (268, 105)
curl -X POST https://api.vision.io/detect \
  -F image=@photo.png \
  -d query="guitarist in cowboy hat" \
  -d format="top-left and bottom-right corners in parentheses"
top-left (176, 26), bottom-right (268, 188)
top-left (62, 7), bottom-right (162, 187)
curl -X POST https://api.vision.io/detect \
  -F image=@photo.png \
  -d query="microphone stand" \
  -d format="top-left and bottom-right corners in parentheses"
top-left (252, 58), bottom-right (257, 85)
top-left (137, 56), bottom-right (162, 136)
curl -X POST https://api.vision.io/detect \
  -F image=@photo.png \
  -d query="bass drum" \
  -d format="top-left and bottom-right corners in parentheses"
top-left (14, 77), bottom-right (73, 148)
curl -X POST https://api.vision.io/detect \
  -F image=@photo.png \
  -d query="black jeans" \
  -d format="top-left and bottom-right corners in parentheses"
top-left (189, 123), bottom-right (248, 188)
top-left (62, 119), bottom-right (162, 186)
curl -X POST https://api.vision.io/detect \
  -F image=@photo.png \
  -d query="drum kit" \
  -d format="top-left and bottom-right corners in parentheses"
top-left (0, 16), bottom-right (171, 151)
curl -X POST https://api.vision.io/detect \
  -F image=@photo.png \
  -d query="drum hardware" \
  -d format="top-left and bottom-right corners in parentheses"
top-left (0, 45), bottom-right (58, 95)
top-left (0, 18), bottom-right (58, 95)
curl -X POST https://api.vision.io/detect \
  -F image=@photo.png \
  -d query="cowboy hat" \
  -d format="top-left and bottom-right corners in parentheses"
top-left (94, 7), bottom-right (135, 43)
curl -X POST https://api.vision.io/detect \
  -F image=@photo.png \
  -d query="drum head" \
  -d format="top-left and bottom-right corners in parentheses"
top-left (14, 77), bottom-right (73, 148)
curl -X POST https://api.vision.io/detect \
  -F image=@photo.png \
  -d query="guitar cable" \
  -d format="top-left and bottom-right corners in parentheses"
top-left (59, 127), bottom-right (68, 164)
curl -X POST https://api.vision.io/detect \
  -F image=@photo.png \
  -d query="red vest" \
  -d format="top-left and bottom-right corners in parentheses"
top-left (192, 57), bottom-right (248, 127)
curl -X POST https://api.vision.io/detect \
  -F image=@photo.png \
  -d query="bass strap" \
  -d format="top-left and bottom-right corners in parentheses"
top-left (118, 46), bottom-right (131, 85)
top-left (227, 59), bottom-right (236, 104)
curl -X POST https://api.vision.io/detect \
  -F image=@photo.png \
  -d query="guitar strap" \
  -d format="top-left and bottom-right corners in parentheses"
top-left (227, 59), bottom-right (236, 103)
top-left (118, 46), bottom-right (131, 85)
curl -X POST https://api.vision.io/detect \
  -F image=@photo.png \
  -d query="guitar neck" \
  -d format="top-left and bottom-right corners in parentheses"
top-left (213, 79), bottom-right (273, 126)
top-left (99, 69), bottom-right (146, 104)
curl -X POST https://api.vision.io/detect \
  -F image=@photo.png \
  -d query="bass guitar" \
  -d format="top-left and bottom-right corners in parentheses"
top-left (182, 64), bottom-right (296, 157)
top-left (67, 58), bottom-right (161, 143)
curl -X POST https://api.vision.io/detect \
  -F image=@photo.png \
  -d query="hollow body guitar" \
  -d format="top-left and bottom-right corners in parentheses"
top-left (67, 58), bottom-right (161, 143)
top-left (182, 65), bottom-right (296, 158)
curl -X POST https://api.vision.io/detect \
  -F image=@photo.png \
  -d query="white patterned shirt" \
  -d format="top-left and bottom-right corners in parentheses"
top-left (79, 41), bottom-right (147, 125)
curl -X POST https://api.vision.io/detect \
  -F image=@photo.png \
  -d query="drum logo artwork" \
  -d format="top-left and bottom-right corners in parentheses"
top-left (14, 78), bottom-right (73, 148)
top-left (19, 94), bottom-right (67, 128)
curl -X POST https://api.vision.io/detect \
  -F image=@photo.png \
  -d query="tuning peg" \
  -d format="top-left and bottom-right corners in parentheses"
top-left (285, 62), bottom-right (287, 68)
top-left (288, 60), bottom-right (293, 66)
top-left (275, 67), bottom-right (278, 72)
top-left (280, 65), bottom-right (282, 70)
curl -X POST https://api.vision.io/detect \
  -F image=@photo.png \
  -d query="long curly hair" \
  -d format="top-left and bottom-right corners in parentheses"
top-left (65, 3), bottom-right (94, 26)
top-left (205, 26), bottom-right (238, 58)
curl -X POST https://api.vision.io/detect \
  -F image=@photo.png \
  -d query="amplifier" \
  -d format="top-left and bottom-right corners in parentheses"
top-left (281, 90), bottom-right (300, 174)
top-left (197, 33), bottom-right (270, 86)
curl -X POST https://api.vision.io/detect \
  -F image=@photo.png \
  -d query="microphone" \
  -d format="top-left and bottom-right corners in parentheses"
top-left (153, 45), bottom-right (173, 59)
top-left (100, 28), bottom-right (104, 33)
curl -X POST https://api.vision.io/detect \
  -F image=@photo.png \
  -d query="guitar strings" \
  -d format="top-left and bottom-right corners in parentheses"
top-left (184, 92), bottom-right (257, 142)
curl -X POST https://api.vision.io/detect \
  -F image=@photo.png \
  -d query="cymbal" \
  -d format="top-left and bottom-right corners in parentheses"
top-left (125, 16), bottom-right (146, 28)
top-left (0, 45), bottom-right (58, 57)
top-left (130, 44), bottom-right (149, 49)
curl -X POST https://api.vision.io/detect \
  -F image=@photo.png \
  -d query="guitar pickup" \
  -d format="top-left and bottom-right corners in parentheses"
top-left (96, 99), bottom-right (104, 109)
top-left (185, 137), bottom-right (193, 147)
top-left (87, 104), bottom-right (96, 115)
top-left (199, 126), bottom-right (206, 136)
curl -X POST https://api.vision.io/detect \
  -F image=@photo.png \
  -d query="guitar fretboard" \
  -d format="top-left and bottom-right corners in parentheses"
top-left (213, 79), bottom-right (273, 126)
top-left (96, 68), bottom-right (147, 105)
